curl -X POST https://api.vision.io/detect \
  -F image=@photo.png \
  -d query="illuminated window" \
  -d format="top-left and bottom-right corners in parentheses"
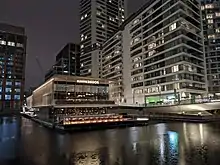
top-left (109, 17), bottom-right (115, 22)
top-left (132, 18), bottom-right (140, 25)
top-left (6, 81), bottom-right (12, 86)
top-left (5, 95), bottom-right (11, 100)
top-left (15, 88), bottom-right (21, 93)
top-left (0, 40), bottom-right (6, 45)
top-left (201, 6), bottom-right (205, 10)
top-left (206, 14), bottom-right (213, 19)
top-left (205, 4), bottom-right (214, 9)
top-left (208, 34), bottom-right (215, 39)
top-left (134, 37), bottom-right (140, 43)
top-left (7, 62), bottom-right (13, 66)
top-left (133, 56), bottom-right (142, 62)
top-left (14, 95), bottom-right (20, 100)
top-left (134, 89), bottom-right (143, 94)
top-left (115, 50), bottom-right (120, 55)
top-left (8, 41), bottom-right (15, 46)
top-left (149, 50), bottom-right (156, 57)
top-left (208, 19), bottom-right (213, 24)
top-left (216, 12), bottom-right (220, 17)
top-left (15, 82), bottom-right (21, 86)
top-left (115, 66), bottom-right (120, 70)
top-left (208, 25), bottom-right (213, 29)
top-left (216, 29), bottom-right (220, 33)
top-left (172, 65), bottom-right (179, 73)
top-left (0, 87), bottom-right (2, 92)
top-left (16, 43), bottom-right (23, 48)
top-left (133, 62), bottom-right (142, 68)
top-left (5, 88), bottom-right (11, 93)
top-left (8, 57), bottom-right (13, 61)
top-left (97, 11), bottom-right (101, 16)
top-left (169, 23), bottom-right (177, 31)
top-left (106, 55), bottom-right (112, 60)
top-left (148, 43), bottom-right (156, 49)
top-left (130, 37), bottom-right (141, 45)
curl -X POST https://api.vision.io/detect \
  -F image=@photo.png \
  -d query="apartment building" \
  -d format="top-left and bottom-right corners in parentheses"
top-left (101, 31), bottom-right (124, 103)
top-left (201, 0), bottom-right (220, 96)
top-left (102, 0), bottom-right (207, 105)
top-left (80, 0), bottom-right (126, 77)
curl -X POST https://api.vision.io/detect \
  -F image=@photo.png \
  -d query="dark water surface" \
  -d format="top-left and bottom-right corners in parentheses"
top-left (0, 117), bottom-right (220, 165)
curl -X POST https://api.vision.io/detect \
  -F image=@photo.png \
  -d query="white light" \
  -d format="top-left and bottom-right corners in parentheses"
top-left (137, 118), bottom-right (149, 121)
top-left (0, 40), bottom-right (6, 45)
top-left (8, 41), bottom-right (15, 46)
top-left (77, 80), bottom-right (99, 84)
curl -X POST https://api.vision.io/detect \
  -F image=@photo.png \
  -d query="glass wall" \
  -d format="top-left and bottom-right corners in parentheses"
top-left (53, 82), bottom-right (110, 104)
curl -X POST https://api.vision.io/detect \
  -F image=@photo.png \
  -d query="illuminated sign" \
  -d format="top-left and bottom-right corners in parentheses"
top-left (77, 80), bottom-right (99, 84)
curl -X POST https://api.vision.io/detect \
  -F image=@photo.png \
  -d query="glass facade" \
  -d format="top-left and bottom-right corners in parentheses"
top-left (31, 75), bottom-right (114, 108)
top-left (0, 23), bottom-right (26, 110)
top-left (45, 43), bottom-right (80, 81)
top-left (54, 83), bottom-right (109, 104)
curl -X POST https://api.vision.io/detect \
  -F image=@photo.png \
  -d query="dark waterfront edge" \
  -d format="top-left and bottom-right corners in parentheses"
top-left (21, 113), bottom-right (220, 134)
top-left (21, 114), bottom-right (148, 133)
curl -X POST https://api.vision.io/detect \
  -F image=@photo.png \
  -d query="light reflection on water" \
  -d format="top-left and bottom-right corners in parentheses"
top-left (1, 117), bottom-right (220, 164)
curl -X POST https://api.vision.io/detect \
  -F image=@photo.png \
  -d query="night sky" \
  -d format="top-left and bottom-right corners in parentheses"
top-left (0, 0), bottom-right (145, 89)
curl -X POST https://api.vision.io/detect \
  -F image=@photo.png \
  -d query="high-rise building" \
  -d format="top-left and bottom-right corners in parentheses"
top-left (45, 43), bottom-right (80, 81)
top-left (201, 1), bottom-right (220, 96)
top-left (101, 0), bottom-right (208, 105)
top-left (80, 0), bottom-right (126, 77)
top-left (0, 23), bottom-right (27, 111)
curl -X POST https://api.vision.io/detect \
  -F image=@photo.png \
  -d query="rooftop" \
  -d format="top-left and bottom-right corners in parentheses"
top-left (34, 75), bottom-right (114, 93)
top-left (0, 22), bottom-right (25, 35)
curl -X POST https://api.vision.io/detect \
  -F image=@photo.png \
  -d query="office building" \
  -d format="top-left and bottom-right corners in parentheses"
top-left (0, 23), bottom-right (27, 110)
top-left (201, 1), bottom-right (220, 96)
top-left (80, 0), bottom-right (126, 77)
top-left (45, 43), bottom-right (80, 81)
top-left (101, 0), bottom-right (207, 105)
